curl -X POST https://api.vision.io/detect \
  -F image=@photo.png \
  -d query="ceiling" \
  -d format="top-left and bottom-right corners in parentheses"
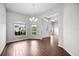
top-left (5, 3), bottom-right (59, 16)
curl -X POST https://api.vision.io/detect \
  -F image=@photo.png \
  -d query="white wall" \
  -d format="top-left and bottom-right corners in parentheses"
top-left (63, 4), bottom-right (79, 56)
top-left (4, 3), bottom-right (79, 56)
top-left (6, 10), bottom-right (43, 43)
top-left (40, 18), bottom-right (50, 38)
top-left (28, 17), bottom-right (42, 39)
top-left (6, 4), bottom-right (63, 48)
top-left (39, 7), bottom-right (58, 38)
top-left (0, 4), bottom-right (6, 54)
top-left (6, 10), bottom-right (29, 43)
top-left (58, 4), bottom-right (64, 47)
top-left (39, 4), bottom-right (63, 47)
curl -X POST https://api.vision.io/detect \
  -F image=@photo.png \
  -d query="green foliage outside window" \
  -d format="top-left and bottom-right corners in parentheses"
top-left (32, 25), bottom-right (37, 35)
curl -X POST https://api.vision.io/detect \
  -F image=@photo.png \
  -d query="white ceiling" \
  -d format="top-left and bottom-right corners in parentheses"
top-left (5, 3), bottom-right (59, 16)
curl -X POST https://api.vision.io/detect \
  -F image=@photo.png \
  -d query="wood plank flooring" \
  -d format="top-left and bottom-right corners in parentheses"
top-left (1, 36), bottom-right (70, 56)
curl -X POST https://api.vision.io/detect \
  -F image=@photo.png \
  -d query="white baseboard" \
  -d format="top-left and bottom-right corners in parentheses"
top-left (63, 47), bottom-right (74, 56)
top-left (0, 43), bottom-right (6, 55)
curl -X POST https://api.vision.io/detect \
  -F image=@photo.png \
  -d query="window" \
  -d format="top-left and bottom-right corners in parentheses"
top-left (14, 22), bottom-right (26, 35)
top-left (32, 25), bottom-right (37, 35)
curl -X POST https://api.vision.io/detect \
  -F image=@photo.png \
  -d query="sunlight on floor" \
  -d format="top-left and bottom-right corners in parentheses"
top-left (30, 41), bottom-right (39, 55)
top-left (12, 42), bottom-right (28, 56)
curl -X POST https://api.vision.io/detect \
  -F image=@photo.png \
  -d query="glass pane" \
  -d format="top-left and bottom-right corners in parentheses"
top-left (32, 25), bottom-right (37, 35)
top-left (14, 22), bottom-right (26, 35)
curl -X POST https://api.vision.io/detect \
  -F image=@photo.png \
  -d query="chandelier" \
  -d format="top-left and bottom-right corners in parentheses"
top-left (29, 16), bottom-right (38, 22)
top-left (29, 4), bottom-right (38, 22)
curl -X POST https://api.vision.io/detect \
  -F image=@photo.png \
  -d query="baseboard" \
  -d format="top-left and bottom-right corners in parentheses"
top-left (61, 46), bottom-right (74, 56)
top-left (0, 44), bottom-right (6, 56)
top-left (58, 43), bottom-right (63, 48)
top-left (58, 43), bottom-right (72, 56)
top-left (6, 38), bottom-right (41, 45)
top-left (6, 36), bottom-right (49, 44)
top-left (42, 37), bottom-right (50, 39)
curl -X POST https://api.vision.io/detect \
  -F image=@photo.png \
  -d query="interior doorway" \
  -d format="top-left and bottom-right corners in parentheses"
top-left (50, 21), bottom-right (59, 47)
top-left (42, 15), bottom-right (59, 47)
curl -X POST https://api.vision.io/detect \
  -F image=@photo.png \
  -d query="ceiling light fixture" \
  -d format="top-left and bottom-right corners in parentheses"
top-left (29, 4), bottom-right (38, 22)
top-left (29, 16), bottom-right (38, 22)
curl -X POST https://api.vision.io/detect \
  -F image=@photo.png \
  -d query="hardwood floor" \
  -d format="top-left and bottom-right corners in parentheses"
top-left (1, 36), bottom-right (70, 56)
